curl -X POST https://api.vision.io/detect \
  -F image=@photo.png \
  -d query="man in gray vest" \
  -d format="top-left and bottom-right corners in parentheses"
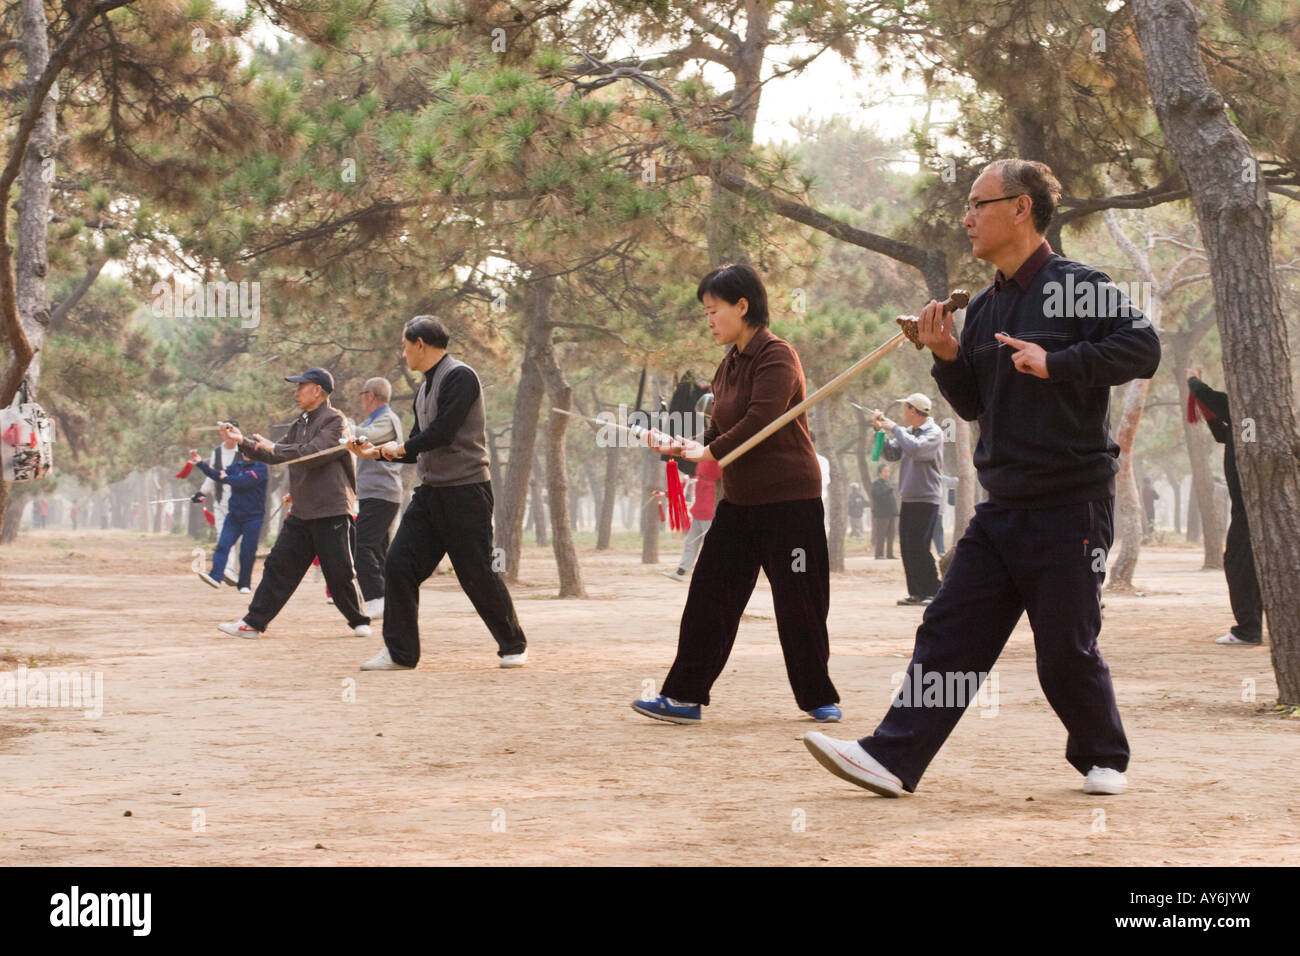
top-left (349, 316), bottom-right (528, 671)
top-left (354, 377), bottom-right (405, 620)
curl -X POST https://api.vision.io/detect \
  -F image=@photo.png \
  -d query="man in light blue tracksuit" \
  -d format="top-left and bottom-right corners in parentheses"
top-left (876, 392), bottom-right (944, 604)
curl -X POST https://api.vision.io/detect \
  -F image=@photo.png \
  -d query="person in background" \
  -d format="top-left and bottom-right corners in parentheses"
top-left (200, 422), bottom-right (247, 586)
top-left (848, 482), bottom-right (867, 538)
top-left (216, 366), bottom-right (371, 640)
top-left (1188, 369), bottom-right (1263, 646)
top-left (663, 456), bottom-right (722, 582)
top-left (632, 263), bottom-right (841, 725)
top-left (350, 316), bottom-right (527, 671)
top-left (353, 376), bottom-right (405, 619)
top-left (876, 393), bottom-right (944, 603)
top-left (931, 474), bottom-right (958, 557)
top-left (1141, 475), bottom-right (1159, 536)
top-left (192, 447), bottom-right (268, 593)
top-left (871, 464), bottom-right (898, 560)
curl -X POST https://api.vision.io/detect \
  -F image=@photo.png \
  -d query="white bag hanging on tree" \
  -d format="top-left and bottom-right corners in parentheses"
top-left (1, 399), bottom-right (55, 481)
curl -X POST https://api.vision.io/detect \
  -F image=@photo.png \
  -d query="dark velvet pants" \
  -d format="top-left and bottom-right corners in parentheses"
top-left (661, 497), bottom-right (838, 712)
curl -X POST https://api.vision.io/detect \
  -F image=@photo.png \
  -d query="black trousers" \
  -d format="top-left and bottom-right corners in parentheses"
top-left (859, 498), bottom-right (1128, 792)
top-left (873, 514), bottom-right (897, 558)
top-left (382, 481), bottom-right (526, 666)
top-left (244, 513), bottom-right (368, 632)
top-left (661, 497), bottom-right (838, 712)
top-left (1224, 495), bottom-right (1263, 642)
top-left (899, 501), bottom-right (941, 598)
top-left (356, 497), bottom-right (401, 601)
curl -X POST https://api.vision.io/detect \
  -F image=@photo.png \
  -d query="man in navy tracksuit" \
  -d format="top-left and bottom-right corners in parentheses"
top-left (193, 449), bottom-right (269, 592)
top-left (805, 159), bottom-right (1160, 797)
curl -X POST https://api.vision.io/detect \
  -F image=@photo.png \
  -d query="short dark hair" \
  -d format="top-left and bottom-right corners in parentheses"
top-left (983, 159), bottom-right (1062, 235)
top-left (696, 263), bottom-right (769, 328)
top-left (403, 315), bottom-right (450, 348)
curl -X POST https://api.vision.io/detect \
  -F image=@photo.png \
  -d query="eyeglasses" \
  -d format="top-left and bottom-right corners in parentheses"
top-left (962, 194), bottom-right (1024, 216)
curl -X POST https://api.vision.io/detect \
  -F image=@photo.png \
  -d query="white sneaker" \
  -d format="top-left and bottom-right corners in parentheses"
top-left (803, 731), bottom-right (903, 797)
top-left (365, 597), bottom-right (385, 619)
top-left (353, 624), bottom-right (372, 638)
top-left (1083, 766), bottom-right (1127, 795)
top-left (360, 647), bottom-right (412, 671)
top-left (223, 567), bottom-right (239, 586)
top-left (196, 570), bottom-right (221, 589)
top-left (1214, 633), bottom-right (1261, 645)
top-left (217, 619), bottom-right (261, 639)
top-left (660, 569), bottom-right (687, 582)
top-left (499, 650), bottom-right (528, 668)
top-left (238, 587), bottom-right (251, 594)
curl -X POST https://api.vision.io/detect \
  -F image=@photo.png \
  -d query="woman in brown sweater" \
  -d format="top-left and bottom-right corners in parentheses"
top-left (632, 264), bottom-right (841, 724)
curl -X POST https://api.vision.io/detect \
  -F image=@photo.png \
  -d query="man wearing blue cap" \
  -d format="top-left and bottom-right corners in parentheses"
top-left (216, 366), bottom-right (371, 639)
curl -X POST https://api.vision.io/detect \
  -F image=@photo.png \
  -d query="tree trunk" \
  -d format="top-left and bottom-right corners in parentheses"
top-left (497, 279), bottom-right (550, 582)
top-left (597, 438), bottom-right (618, 550)
top-left (640, 447), bottom-right (660, 564)
top-left (1166, 325), bottom-right (1221, 562)
top-left (953, 418), bottom-right (977, 543)
top-left (1135, 0), bottom-right (1300, 702)
top-left (486, 426), bottom-right (506, 539)
top-left (536, 341), bottom-right (586, 598)
top-left (1108, 379), bottom-right (1153, 590)
top-left (0, 0), bottom-right (57, 536)
top-left (1164, 467), bottom-right (1181, 535)
top-left (529, 451), bottom-right (548, 547)
top-left (821, 402), bottom-right (847, 572)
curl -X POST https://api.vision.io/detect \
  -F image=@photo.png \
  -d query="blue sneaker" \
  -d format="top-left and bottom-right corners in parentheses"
top-left (808, 704), bottom-right (842, 722)
top-left (631, 695), bottom-right (701, 724)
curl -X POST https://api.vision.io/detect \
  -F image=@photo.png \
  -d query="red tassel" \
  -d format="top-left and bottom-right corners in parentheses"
top-left (203, 508), bottom-right (216, 527)
top-left (657, 497), bottom-right (665, 523)
top-left (176, 451), bottom-right (197, 479)
top-left (1187, 393), bottom-right (1216, 424)
top-left (665, 460), bottom-right (690, 533)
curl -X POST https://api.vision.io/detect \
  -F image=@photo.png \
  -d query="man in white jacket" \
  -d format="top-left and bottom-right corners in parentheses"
top-left (200, 423), bottom-right (246, 586)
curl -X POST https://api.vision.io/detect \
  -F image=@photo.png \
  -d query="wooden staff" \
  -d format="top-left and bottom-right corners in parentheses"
top-left (716, 290), bottom-right (969, 468)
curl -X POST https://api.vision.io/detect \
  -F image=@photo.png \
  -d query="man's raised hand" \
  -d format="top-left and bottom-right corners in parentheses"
top-left (916, 299), bottom-right (960, 362)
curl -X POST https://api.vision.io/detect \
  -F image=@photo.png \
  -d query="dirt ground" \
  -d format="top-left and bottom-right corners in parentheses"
top-left (1, 528), bottom-right (1296, 866)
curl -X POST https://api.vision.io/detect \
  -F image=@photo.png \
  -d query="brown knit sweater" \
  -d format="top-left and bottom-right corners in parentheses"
top-left (701, 327), bottom-right (823, 506)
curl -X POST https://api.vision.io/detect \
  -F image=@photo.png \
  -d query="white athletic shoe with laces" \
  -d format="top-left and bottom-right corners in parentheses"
top-left (365, 597), bottom-right (385, 619)
top-left (499, 650), bottom-right (528, 668)
top-left (360, 648), bottom-right (412, 671)
top-left (352, 624), bottom-right (372, 638)
top-left (1083, 766), bottom-right (1127, 795)
top-left (803, 732), bottom-right (904, 797)
top-left (217, 619), bottom-right (261, 639)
